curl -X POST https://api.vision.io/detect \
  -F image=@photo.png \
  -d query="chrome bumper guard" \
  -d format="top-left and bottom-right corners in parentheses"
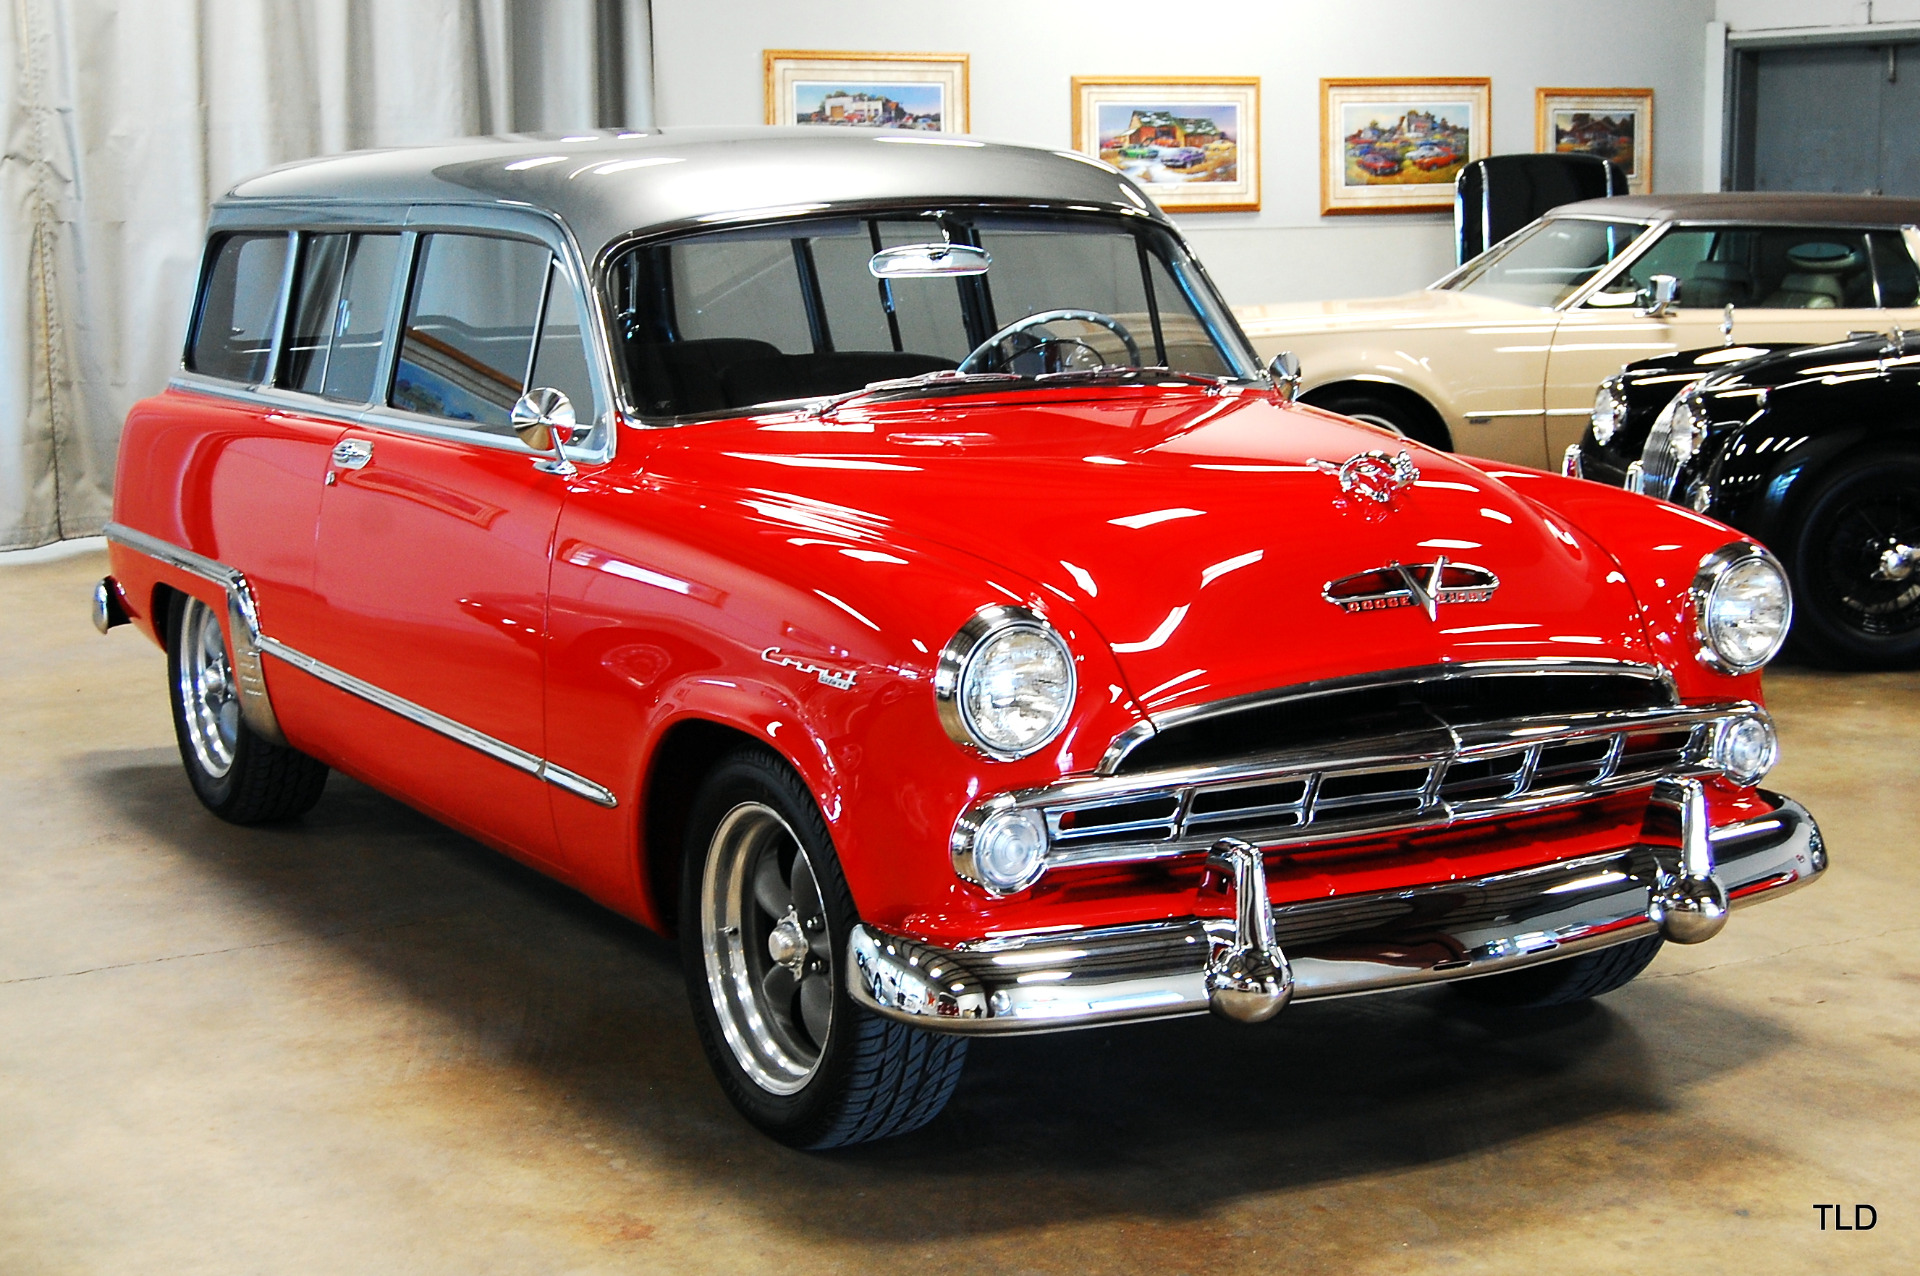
top-left (849, 782), bottom-right (1824, 1035)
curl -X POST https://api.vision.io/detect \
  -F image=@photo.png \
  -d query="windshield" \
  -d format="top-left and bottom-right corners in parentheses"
top-left (1442, 217), bottom-right (1651, 307)
top-left (606, 210), bottom-right (1259, 418)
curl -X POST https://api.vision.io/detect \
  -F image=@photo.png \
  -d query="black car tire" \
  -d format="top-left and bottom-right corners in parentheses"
top-left (1450, 935), bottom-right (1664, 1010)
top-left (679, 746), bottom-right (967, 1149)
top-left (1786, 454), bottom-right (1920, 668)
top-left (167, 594), bottom-right (329, 824)
top-left (1304, 389), bottom-right (1450, 450)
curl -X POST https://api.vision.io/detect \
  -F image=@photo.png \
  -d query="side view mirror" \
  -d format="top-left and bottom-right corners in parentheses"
top-left (511, 387), bottom-right (578, 475)
top-left (1638, 273), bottom-right (1680, 318)
top-left (1267, 350), bottom-right (1302, 402)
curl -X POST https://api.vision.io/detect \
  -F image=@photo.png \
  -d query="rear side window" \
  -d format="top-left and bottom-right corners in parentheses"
top-left (188, 233), bottom-right (290, 383)
top-left (278, 233), bottom-right (403, 402)
top-left (391, 233), bottom-right (588, 433)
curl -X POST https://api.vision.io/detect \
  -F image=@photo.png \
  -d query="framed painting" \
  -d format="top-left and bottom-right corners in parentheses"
top-left (1320, 77), bottom-right (1490, 215)
top-left (1071, 77), bottom-right (1260, 213)
top-left (1537, 87), bottom-right (1653, 195)
top-left (764, 50), bottom-right (969, 133)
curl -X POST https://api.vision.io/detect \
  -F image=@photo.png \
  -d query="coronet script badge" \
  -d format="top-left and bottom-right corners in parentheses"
top-left (1309, 449), bottom-right (1420, 505)
top-left (1322, 557), bottom-right (1500, 621)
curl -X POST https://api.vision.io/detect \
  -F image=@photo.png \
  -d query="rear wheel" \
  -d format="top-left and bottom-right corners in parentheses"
top-left (167, 595), bottom-right (329, 823)
top-left (1451, 935), bottom-right (1664, 1009)
top-left (679, 747), bottom-right (966, 1148)
top-left (1304, 388), bottom-right (1451, 450)
top-left (1787, 454), bottom-right (1920, 667)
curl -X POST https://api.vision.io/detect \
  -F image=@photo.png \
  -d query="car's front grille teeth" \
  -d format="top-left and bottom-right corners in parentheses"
top-left (1042, 721), bottom-right (1711, 867)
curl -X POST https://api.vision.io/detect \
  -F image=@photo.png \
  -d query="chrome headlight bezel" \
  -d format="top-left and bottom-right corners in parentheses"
top-left (950, 794), bottom-right (1050, 895)
top-left (1591, 376), bottom-right (1626, 447)
top-left (1710, 708), bottom-right (1780, 787)
top-left (1693, 543), bottom-right (1793, 674)
top-left (933, 605), bottom-right (1076, 761)
top-left (1670, 390), bottom-right (1710, 467)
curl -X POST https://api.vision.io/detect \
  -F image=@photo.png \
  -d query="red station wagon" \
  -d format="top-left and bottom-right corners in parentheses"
top-left (98, 129), bottom-right (1825, 1147)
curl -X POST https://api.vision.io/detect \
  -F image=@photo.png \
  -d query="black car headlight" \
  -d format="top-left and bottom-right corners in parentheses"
top-left (934, 605), bottom-right (1075, 760)
top-left (1694, 544), bottom-right (1792, 674)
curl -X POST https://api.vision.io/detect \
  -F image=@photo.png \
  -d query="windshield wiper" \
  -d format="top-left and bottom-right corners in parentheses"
top-left (1031, 366), bottom-right (1240, 390)
top-left (803, 370), bottom-right (1024, 418)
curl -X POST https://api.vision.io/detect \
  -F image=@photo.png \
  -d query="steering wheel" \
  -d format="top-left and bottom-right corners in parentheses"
top-left (959, 308), bottom-right (1142, 373)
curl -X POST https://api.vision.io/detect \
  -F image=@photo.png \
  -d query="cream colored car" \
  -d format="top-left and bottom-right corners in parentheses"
top-left (1236, 193), bottom-right (1920, 469)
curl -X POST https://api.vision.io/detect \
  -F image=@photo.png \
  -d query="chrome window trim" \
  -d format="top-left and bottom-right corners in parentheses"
top-left (181, 202), bottom-right (620, 467)
top-left (104, 523), bottom-right (617, 808)
top-left (1097, 657), bottom-right (1676, 774)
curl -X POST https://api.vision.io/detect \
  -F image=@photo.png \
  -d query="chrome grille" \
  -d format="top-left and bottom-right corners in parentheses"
top-left (1031, 710), bottom-right (1720, 871)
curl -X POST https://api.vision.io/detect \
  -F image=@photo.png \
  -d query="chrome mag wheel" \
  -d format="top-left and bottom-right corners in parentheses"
top-left (699, 801), bottom-right (836, 1095)
top-left (176, 597), bottom-right (239, 778)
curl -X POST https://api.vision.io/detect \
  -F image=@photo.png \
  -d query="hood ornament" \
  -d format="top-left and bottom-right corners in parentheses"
top-left (1323, 557), bottom-right (1499, 621)
top-left (1308, 449), bottom-right (1419, 505)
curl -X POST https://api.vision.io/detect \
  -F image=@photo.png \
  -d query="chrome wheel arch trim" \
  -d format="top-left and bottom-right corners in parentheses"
top-left (105, 522), bottom-right (616, 808)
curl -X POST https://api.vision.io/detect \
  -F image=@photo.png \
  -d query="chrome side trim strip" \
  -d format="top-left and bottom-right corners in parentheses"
top-left (104, 523), bottom-right (617, 808)
top-left (105, 522), bottom-right (287, 746)
top-left (850, 793), bottom-right (1824, 1035)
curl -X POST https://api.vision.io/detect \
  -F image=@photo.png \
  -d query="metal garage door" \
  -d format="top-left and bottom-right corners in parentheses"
top-left (1729, 41), bottom-right (1920, 196)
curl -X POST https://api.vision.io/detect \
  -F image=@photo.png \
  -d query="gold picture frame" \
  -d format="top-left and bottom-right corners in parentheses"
top-left (764, 50), bottom-right (969, 133)
top-left (1537, 87), bottom-right (1653, 195)
top-left (1071, 76), bottom-right (1260, 213)
top-left (1320, 77), bottom-right (1490, 215)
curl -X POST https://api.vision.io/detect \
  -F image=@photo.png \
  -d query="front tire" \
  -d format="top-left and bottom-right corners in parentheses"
top-left (1786, 454), bottom-right (1920, 667)
top-left (1451, 935), bottom-right (1664, 1009)
top-left (679, 746), bottom-right (967, 1148)
top-left (167, 594), bottom-right (329, 823)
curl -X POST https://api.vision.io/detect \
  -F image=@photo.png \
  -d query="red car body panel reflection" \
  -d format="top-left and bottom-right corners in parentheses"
top-left (106, 377), bottom-right (1771, 946)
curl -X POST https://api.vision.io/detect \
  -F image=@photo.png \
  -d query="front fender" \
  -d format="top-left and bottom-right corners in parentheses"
top-left (540, 467), bottom-right (1149, 934)
top-left (1484, 465), bottom-right (1768, 705)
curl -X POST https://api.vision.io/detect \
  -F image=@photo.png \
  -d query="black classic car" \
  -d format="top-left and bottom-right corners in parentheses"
top-left (1573, 332), bottom-right (1920, 665)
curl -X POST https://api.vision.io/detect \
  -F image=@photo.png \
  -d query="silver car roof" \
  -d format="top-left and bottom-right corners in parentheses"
top-left (1551, 191), bottom-right (1920, 226)
top-left (220, 127), bottom-right (1168, 261)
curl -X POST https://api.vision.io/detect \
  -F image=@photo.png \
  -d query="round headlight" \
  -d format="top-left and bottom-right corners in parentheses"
top-left (1591, 379), bottom-right (1624, 447)
top-left (1694, 545), bottom-right (1792, 673)
top-left (1712, 713), bottom-right (1779, 786)
top-left (935, 606), bottom-right (1075, 760)
top-left (1671, 393), bottom-right (1710, 467)
top-left (956, 805), bottom-right (1050, 894)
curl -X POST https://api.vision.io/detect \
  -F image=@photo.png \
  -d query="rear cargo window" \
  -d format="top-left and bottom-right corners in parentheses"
top-left (187, 233), bottom-right (290, 383)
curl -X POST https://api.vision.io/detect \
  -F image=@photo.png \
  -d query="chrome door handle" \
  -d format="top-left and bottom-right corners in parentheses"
top-left (331, 439), bottom-right (374, 470)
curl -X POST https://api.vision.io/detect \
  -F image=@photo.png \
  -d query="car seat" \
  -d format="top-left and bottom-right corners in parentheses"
top-left (1762, 242), bottom-right (1863, 309)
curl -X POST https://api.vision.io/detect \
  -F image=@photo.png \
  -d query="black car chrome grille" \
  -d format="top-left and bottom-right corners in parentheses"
top-left (1033, 711), bottom-right (1721, 870)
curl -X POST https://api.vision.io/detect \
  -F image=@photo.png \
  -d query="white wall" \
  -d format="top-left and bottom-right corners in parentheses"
top-left (651, 0), bottom-right (1715, 304)
top-left (1718, 0), bottom-right (1920, 30)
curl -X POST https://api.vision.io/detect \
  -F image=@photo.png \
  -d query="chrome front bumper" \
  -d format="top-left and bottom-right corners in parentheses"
top-left (848, 783), bottom-right (1824, 1035)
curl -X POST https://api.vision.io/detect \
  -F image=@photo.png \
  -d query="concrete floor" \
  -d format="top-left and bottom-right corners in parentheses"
top-left (3, 546), bottom-right (1916, 1275)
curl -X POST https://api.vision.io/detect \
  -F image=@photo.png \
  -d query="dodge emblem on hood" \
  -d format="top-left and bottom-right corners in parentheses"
top-left (1323, 557), bottom-right (1500, 621)
top-left (1309, 449), bottom-right (1419, 505)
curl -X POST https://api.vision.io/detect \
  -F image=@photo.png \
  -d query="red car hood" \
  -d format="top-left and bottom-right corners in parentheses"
top-left (652, 388), bottom-right (1657, 717)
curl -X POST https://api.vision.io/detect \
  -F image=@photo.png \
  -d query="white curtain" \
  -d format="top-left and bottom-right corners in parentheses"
top-left (0, 0), bottom-right (652, 550)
